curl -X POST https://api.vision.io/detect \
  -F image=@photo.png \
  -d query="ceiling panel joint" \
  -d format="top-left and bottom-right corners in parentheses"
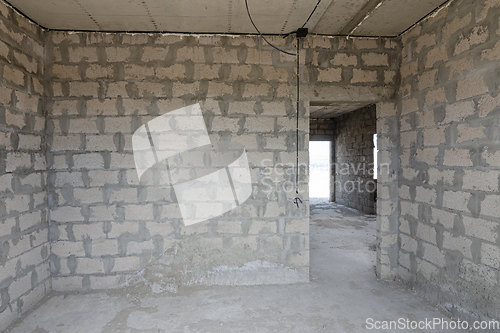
top-left (281, 0), bottom-right (300, 34)
top-left (72, 0), bottom-right (102, 30)
top-left (141, 0), bottom-right (158, 31)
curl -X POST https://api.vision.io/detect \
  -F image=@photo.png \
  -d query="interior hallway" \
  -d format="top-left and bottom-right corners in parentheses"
top-left (5, 200), bottom-right (465, 333)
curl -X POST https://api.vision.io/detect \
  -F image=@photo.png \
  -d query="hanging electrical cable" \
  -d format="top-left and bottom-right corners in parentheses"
top-left (244, 0), bottom-right (296, 56)
top-left (293, 37), bottom-right (302, 208)
top-left (245, 0), bottom-right (311, 207)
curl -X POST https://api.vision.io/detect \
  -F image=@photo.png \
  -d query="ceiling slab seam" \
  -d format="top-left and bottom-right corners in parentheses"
top-left (141, 0), bottom-right (158, 31)
top-left (72, 0), bottom-right (102, 30)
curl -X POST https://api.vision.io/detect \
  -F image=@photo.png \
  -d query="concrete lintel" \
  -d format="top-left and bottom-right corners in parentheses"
top-left (304, 85), bottom-right (395, 105)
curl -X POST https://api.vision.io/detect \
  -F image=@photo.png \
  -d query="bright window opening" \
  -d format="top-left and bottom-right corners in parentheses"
top-left (309, 141), bottom-right (331, 198)
top-left (373, 134), bottom-right (378, 180)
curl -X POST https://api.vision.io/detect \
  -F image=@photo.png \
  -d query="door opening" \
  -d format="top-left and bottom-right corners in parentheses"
top-left (309, 141), bottom-right (331, 199)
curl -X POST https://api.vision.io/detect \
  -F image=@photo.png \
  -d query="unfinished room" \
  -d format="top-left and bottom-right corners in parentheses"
top-left (0, 0), bottom-right (499, 331)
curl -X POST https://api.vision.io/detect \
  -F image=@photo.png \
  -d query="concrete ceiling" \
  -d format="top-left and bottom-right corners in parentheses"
top-left (310, 102), bottom-right (372, 118)
top-left (6, 0), bottom-right (447, 36)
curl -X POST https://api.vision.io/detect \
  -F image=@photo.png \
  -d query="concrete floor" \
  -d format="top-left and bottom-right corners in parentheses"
top-left (5, 200), bottom-right (466, 333)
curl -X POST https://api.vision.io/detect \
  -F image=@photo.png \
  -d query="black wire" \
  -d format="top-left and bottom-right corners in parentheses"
top-left (244, 0), bottom-right (308, 203)
top-left (293, 40), bottom-right (301, 208)
top-left (244, 0), bottom-right (296, 56)
top-left (301, 0), bottom-right (322, 28)
top-left (295, 39), bottom-right (300, 195)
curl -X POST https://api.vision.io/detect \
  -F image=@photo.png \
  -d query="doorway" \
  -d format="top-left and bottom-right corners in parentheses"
top-left (309, 105), bottom-right (378, 284)
top-left (309, 141), bottom-right (331, 199)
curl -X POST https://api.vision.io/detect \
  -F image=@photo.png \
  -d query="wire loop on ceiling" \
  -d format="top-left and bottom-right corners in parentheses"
top-left (244, 0), bottom-right (296, 56)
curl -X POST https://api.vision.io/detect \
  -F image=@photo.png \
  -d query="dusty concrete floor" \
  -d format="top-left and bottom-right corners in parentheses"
top-left (6, 200), bottom-right (466, 333)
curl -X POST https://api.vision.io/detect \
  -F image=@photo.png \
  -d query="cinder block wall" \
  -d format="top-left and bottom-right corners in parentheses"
top-left (2, 0), bottom-right (498, 327)
top-left (398, 0), bottom-right (500, 323)
top-left (44, 32), bottom-right (399, 292)
top-left (375, 100), bottom-right (400, 279)
top-left (0, 3), bottom-right (50, 329)
top-left (333, 105), bottom-right (377, 214)
top-left (45, 33), bottom-right (312, 292)
top-left (309, 118), bottom-right (335, 140)
top-left (0, 0), bottom-right (403, 327)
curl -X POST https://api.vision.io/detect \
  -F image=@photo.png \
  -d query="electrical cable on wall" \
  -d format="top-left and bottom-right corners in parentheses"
top-left (245, 0), bottom-right (310, 208)
top-left (293, 37), bottom-right (302, 209)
